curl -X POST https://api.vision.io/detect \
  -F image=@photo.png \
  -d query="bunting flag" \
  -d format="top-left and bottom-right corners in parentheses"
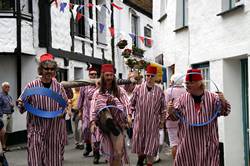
top-left (78, 5), bottom-right (84, 12)
top-left (129, 33), bottom-right (136, 41)
top-left (103, 4), bottom-right (111, 15)
top-left (54, 1), bottom-right (154, 46)
top-left (72, 5), bottom-right (79, 19)
top-left (139, 36), bottom-right (145, 43)
top-left (60, 2), bottom-right (67, 12)
top-left (86, 3), bottom-right (94, 8)
top-left (96, 4), bottom-right (102, 12)
top-left (111, 2), bottom-right (123, 10)
top-left (88, 18), bottom-right (95, 28)
top-left (68, 3), bottom-right (73, 9)
top-left (147, 38), bottom-right (153, 46)
top-left (76, 12), bottom-right (83, 22)
top-left (109, 27), bottom-right (115, 37)
top-left (99, 23), bottom-right (105, 33)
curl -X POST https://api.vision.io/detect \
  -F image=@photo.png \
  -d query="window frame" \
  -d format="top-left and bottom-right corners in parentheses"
top-left (192, 62), bottom-right (210, 90)
top-left (144, 26), bottom-right (152, 48)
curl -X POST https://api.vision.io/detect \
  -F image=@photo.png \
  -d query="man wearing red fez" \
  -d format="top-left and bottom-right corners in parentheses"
top-left (90, 64), bottom-right (130, 165)
top-left (78, 66), bottom-right (101, 164)
top-left (167, 68), bottom-right (231, 166)
top-left (17, 53), bottom-right (68, 166)
top-left (129, 65), bottom-right (166, 166)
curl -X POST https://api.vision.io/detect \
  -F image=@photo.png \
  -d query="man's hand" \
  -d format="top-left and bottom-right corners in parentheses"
top-left (167, 100), bottom-right (174, 115)
top-left (217, 92), bottom-right (226, 103)
top-left (16, 99), bottom-right (24, 108)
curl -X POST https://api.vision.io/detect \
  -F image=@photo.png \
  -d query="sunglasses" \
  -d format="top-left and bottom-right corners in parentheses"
top-left (43, 67), bottom-right (55, 71)
top-left (146, 74), bottom-right (155, 78)
top-left (89, 73), bottom-right (97, 76)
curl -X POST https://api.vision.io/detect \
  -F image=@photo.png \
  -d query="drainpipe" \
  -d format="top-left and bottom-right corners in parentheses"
top-left (16, 0), bottom-right (22, 96)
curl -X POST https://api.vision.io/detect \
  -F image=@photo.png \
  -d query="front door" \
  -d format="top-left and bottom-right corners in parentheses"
top-left (241, 59), bottom-right (249, 166)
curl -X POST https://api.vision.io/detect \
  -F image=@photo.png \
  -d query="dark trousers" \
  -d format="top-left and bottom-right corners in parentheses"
top-left (219, 142), bottom-right (224, 166)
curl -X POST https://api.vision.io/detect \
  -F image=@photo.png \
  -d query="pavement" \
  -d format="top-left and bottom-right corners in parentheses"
top-left (5, 135), bottom-right (173, 166)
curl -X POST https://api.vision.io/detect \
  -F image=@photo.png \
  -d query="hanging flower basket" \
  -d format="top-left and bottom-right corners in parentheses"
top-left (116, 40), bottom-right (128, 49)
top-left (132, 45), bottom-right (145, 57)
top-left (125, 58), bottom-right (138, 69)
top-left (122, 49), bottom-right (132, 58)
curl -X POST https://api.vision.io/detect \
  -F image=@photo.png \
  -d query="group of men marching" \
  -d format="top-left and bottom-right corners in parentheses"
top-left (16, 53), bottom-right (231, 166)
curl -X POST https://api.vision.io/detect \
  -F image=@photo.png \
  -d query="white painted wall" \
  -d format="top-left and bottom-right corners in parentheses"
top-left (51, 1), bottom-right (72, 52)
top-left (114, 1), bottom-right (153, 78)
top-left (21, 20), bottom-right (36, 55)
top-left (0, 19), bottom-right (17, 52)
top-left (223, 59), bottom-right (245, 166)
top-left (68, 60), bottom-right (88, 81)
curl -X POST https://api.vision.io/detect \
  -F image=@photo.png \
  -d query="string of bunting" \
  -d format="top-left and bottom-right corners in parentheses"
top-left (54, 0), bottom-right (153, 45)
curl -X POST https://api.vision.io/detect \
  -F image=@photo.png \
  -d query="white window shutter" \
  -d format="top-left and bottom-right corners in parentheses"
top-left (175, 0), bottom-right (184, 29)
top-left (221, 0), bottom-right (231, 11)
top-left (184, 0), bottom-right (188, 26)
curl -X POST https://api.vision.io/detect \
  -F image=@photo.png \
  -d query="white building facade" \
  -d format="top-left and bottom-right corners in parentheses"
top-left (153, 0), bottom-right (250, 165)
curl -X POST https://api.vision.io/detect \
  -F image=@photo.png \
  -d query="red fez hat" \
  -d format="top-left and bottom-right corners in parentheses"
top-left (185, 69), bottom-right (203, 81)
top-left (40, 53), bottom-right (54, 62)
top-left (101, 64), bottom-right (114, 73)
top-left (146, 65), bottom-right (157, 75)
top-left (88, 67), bottom-right (97, 73)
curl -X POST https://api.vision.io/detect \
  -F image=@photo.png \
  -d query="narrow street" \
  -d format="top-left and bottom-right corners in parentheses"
top-left (5, 135), bottom-right (173, 166)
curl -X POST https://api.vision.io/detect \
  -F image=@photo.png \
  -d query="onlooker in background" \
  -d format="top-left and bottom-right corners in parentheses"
top-left (71, 87), bottom-right (84, 149)
top-left (165, 73), bottom-right (186, 159)
top-left (0, 82), bottom-right (14, 152)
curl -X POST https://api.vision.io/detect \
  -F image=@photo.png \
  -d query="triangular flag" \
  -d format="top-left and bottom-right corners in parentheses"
top-left (76, 12), bottom-right (83, 22)
top-left (78, 5), bottom-right (84, 12)
top-left (103, 4), bottom-right (111, 15)
top-left (109, 27), bottom-right (115, 37)
top-left (139, 36), bottom-right (145, 43)
top-left (147, 38), bottom-right (153, 45)
top-left (129, 33), bottom-right (136, 41)
top-left (51, 0), bottom-right (59, 8)
top-left (60, 2), bottom-right (67, 12)
top-left (88, 18), bottom-right (95, 28)
top-left (68, 3), bottom-right (73, 10)
top-left (96, 4), bottom-right (102, 12)
top-left (87, 3), bottom-right (94, 8)
top-left (111, 2), bottom-right (123, 10)
top-left (99, 23), bottom-right (105, 33)
top-left (72, 5), bottom-right (79, 19)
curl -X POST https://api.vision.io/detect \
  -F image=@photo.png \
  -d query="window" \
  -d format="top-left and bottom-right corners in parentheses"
top-left (131, 14), bottom-right (138, 47)
top-left (71, 0), bottom-right (91, 38)
top-left (192, 62), bottom-right (210, 90)
top-left (0, 0), bottom-right (15, 10)
top-left (175, 0), bottom-right (188, 30)
top-left (71, 0), bottom-right (85, 37)
top-left (221, 0), bottom-right (244, 12)
top-left (21, 0), bottom-right (32, 14)
top-left (96, 0), bottom-right (107, 45)
top-left (144, 27), bottom-right (152, 47)
top-left (74, 67), bottom-right (83, 80)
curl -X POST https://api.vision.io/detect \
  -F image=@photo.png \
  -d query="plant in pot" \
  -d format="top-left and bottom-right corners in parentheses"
top-left (132, 45), bottom-right (145, 57)
top-left (122, 48), bottom-right (132, 58)
top-left (116, 40), bottom-right (128, 49)
top-left (125, 58), bottom-right (138, 69)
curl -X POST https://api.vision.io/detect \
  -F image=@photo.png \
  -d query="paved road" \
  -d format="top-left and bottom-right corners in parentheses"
top-left (5, 135), bottom-right (173, 166)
